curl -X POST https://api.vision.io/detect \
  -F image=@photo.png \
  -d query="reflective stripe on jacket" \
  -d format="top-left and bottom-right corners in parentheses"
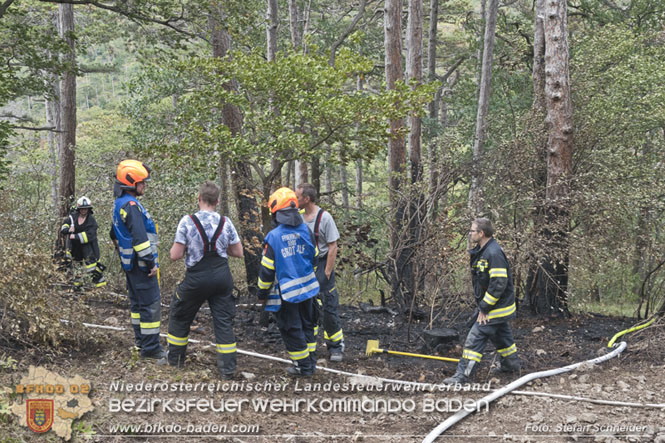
top-left (258, 222), bottom-right (319, 310)
top-left (470, 237), bottom-right (515, 323)
top-left (112, 193), bottom-right (158, 271)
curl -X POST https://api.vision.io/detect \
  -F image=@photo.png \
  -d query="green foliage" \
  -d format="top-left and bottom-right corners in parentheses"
top-left (125, 49), bottom-right (437, 188)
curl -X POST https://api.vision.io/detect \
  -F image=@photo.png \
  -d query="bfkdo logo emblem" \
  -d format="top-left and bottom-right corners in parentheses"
top-left (26, 399), bottom-right (54, 433)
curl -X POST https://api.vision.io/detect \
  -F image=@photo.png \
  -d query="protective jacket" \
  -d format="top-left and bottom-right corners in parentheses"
top-left (60, 210), bottom-right (100, 262)
top-left (112, 193), bottom-right (158, 271)
top-left (470, 237), bottom-right (515, 324)
top-left (258, 211), bottom-right (319, 312)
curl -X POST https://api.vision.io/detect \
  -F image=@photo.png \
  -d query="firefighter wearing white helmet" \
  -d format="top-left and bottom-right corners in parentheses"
top-left (60, 196), bottom-right (106, 287)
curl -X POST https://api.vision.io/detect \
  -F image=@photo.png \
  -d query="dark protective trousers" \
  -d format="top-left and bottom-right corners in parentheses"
top-left (314, 255), bottom-right (344, 352)
top-left (125, 265), bottom-right (162, 356)
top-left (454, 320), bottom-right (518, 376)
top-left (167, 255), bottom-right (236, 377)
top-left (275, 297), bottom-right (316, 373)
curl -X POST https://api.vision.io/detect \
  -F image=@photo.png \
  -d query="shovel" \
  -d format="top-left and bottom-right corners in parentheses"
top-left (365, 339), bottom-right (459, 362)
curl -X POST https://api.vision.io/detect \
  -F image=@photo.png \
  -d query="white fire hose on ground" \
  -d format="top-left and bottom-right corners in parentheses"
top-left (61, 320), bottom-right (662, 440)
top-left (422, 341), bottom-right (627, 443)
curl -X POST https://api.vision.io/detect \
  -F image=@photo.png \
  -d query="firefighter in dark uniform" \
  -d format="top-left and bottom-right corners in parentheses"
top-left (258, 187), bottom-right (320, 376)
top-left (444, 218), bottom-right (520, 384)
top-left (60, 196), bottom-right (106, 287)
top-left (296, 183), bottom-right (344, 362)
top-left (166, 181), bottom-right (243, 379)
top-left (111, 159), bottom-right (165, 360)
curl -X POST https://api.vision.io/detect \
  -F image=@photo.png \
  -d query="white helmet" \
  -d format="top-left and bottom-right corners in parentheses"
top-left (76, 196), bottom-right (92, 210)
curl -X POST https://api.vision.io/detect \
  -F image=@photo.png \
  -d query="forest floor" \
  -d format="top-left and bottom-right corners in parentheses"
top-left (2, 285), bottom-right (665, 442)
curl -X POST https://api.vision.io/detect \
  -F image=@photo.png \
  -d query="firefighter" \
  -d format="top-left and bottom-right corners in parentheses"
top-left (444, 218), bottom-right (520, 384)
top-left (111, 159), bottom-right (165, 360)
top-left (166, 181), bottom-right (243, 379)
top-left (59, 196), bottom-right (106, 287)
top-left (258, 187), bottom-right (320, 376)
top-left (296, 183), bottom-right (344, 362)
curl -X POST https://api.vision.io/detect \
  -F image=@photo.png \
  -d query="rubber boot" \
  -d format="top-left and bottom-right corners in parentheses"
top-left (443, 359), bottom-right (478, 385)
top-left (217, 352), bottom-right (237, 380)
top-left (286, 355), bottom-right (315, 377)
top-left (443, 359), bottom-right (468, 385)
top-left (167, 347), bottom-right (187, 368)
top-left (491, 353), bottom-right (521, 376)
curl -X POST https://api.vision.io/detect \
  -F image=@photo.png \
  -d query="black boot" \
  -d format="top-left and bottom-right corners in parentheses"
top-left (286, 355), bottom-right (315, 377)
top-left (491, 353), bottom-right (521, 376)
top-left (168, 347), bottom-right (187, 368)
top-left (443, 359), bottom-right (477, 385)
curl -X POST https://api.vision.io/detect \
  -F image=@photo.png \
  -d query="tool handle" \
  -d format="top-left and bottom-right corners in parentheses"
top-left (385, 349), bottom-right (459, 362)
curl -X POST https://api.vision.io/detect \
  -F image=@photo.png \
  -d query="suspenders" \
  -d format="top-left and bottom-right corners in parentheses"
top-left (189, 214), bottom-right (226, 255)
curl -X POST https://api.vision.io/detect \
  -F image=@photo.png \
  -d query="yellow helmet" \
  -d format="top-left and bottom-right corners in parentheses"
top-left (269, 187), bottom-right (298, 213)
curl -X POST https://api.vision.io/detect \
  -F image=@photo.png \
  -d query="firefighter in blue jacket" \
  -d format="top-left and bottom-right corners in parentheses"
top-left (257, 187), bottom-right (320, 376)
top-left (444, 218), bottom-right (520, 384)
top-left (111, 159), bottom-right (165, 360)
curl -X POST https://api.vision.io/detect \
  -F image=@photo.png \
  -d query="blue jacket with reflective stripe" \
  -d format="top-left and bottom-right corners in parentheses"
top-left (112, 193), bottom-right (159, 271)
top-left (261, 222), bottom-right (319, 308)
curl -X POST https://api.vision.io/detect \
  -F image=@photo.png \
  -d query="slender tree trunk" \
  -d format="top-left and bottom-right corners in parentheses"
top-left (355, 158), bottom-right (362, 209)
top-left (467, 0), bottom-right (498, 216)
top-left (385, 0), bottom-right (410, 310)
top-left (407, 0), bottom-right (423, 184)
top-left (211, 5), bottom-right (263, 297)
top-left (288, 0), bottom-right (302, 51)
top-left (46, 68), bottom-right (61, 213)
top-left (218, 157), bottom-right (230, 216)
top-left (295, 160), bottom-right (308, 186)
top-left (57, 4), bottom-right (76, 218)
top-left (526, 0), bottom-right (573, 316)
top-left (339, 160), bottom-right (349, 209)
top-left (311, 157), bottom-right (321, 196)
top-left (355, 76), bottom-right (364, 210)
top-left (324, 146), bottom-right (333, 204)
top-left (266, 0), bottom-right (282, 188)
top-left (210, 15), bottom-right (230, 216)
top-left (426, 0), bottom-right (439, 217)
top-left (284, 160), bottom-right (293, 187)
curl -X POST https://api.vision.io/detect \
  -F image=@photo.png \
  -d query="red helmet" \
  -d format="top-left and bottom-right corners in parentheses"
top-left (116, 160), bottom-right (150, 189)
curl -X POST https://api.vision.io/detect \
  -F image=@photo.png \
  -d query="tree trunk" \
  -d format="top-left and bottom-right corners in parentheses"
top-left (57, 4), bottom-right (76, 219)
top-left (385, 0), bottom-right (410, 311)
top-left (212, 5), bottom-right (263, 297)
top-left (467, 0), bottom-right (498, 216)
top-left (210, 14), bottom-right (230, 216)
top-left (339, 160), bottom-right (349, 209)
top-left (426, 0), bottom-right (439, 218)
top-left (218, 156), bottom-right (230, 216)
top-left (311, 157), bottom-right (321, 196)
top-left (295, 160), bottom-right (308, 186)
top-left (355, 158), bottom-right (362, 209)
top-left (324, 146), bottom-right (333, 204)
top-left (266, 0), bottom-right (282, 188)
top-left (288, 0), bottom-right (302, 51)
top-left (407, 0), bottom-right (423, 184)
top-left (526, 0), bottom-right (573, 316)
top-left (266, 0), bottom-right (278, 59)
top-left (355, 76), bottom-right (364, 210)
top-left (46, 68), bottom-right (61, 213)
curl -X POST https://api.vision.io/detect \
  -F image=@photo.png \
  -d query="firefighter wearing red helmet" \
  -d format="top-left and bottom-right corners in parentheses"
top-left (110, 159), bottom-right (165, 360)
top-left (257, 187), bottom-right (320, 376)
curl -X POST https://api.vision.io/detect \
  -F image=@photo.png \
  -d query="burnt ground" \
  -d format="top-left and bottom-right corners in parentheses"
top-left (2, 286), bottom-right (665, 442)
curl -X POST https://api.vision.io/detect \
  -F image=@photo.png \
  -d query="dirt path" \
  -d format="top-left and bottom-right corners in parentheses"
top-left (2, 290), bottom-right (664, 442)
